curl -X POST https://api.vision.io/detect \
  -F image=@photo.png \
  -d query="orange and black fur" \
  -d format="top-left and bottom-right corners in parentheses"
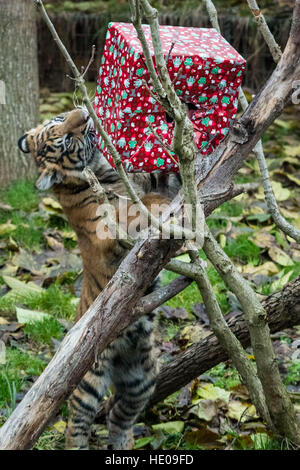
top-left (18, 108), bottom-right (180, 450)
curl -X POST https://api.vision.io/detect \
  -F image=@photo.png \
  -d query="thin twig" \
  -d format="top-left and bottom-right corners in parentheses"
top-left (147, 121), bottom-right (178, 166)
top-left (166, 41), bottom-right (175, 63)
top-left (82, 44), bottom-right (96, 78)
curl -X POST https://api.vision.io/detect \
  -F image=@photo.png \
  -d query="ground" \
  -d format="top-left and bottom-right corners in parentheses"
top-left (0, 92), bottom-right (300, 450)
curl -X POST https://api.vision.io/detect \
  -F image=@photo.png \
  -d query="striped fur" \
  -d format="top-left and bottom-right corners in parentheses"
top-left (18, 108), bottom-right (180, 450)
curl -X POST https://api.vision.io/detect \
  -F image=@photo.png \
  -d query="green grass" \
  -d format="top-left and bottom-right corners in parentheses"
top-left (1, 180), bottom-right (38, 212)
top-left (224, 234), bottom-right (261, 266)
top-left (206, 200), bottom-right (245, 233)
top-left (0, 180), bottom-right (44, 251)
top-left (214, 200), bottom-right (245, 218)
top-left (33, 429), bottom-right (65, 451)
top-left (162, 270), bottom-right (202, 313)
top-left (24, 284), bottom-right (77, 319)
top-left (0, 212), bottom-right (44, 250)
top-left (0, 283), bottom-right (77, 320)
top-left (284, 361), bottom-right (300, 385)
top-left (158, 317), bottom-right (183, 341)
top-left (162, 255), bottom-right (230, 314)
top-left (207, 363), bottom-right (241, 390)
top-left (24, 317), bottom-right (65, 346)
top-left (251, 433), bottom-right (293, 450)
top-left (0, 347), bottom-right (46, 411)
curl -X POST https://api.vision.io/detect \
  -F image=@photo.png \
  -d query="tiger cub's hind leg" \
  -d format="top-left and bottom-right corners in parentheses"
top-left (65, 357), bottom-right (110, 450)
top-left (108, 317), bottom-right (158, 450)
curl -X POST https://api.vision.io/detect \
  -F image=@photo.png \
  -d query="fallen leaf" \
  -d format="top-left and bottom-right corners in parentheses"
top-left (189, 399), bottom-right (218, 422)
top-left (241, 421), bottom-right (266, 432)
top-left (179, 325), bottom-right (210, 345)
top-left (0, 223), bottom-right (16, 236)
top-left (0, 322), bottom-right (23, 333)
top-left (52, 420), bottom-right (67, 434)
top-left (42, 197), bottom-right (63, 212)
top-left (268, 246), bottom-right (294, 266)
top-left (283, 144), bottom-right (300, 157)
top-left (0, 340), bottom-right (6, 364)
top-left (134, 436), bottom-right (154, 449)
top-left (0, 202), bottom-right (13, 211)
top-left (256, 180), bottom-right (291, 202)
top-left (191, 303), bottom-right (210, 325)
top-left (159, 306), bottom-right (188, 320)
top-left (12, 249), bottom-right (45, 276)
top-left (219, 233), bottom-right (226, 248)
top-left (59, 230), bottom-right (77, 241)
top-left (269, 271), bottom-right (293, 292)
top-left (44, 233), bottom-right (65, 252)
top-left (16, 307), bottom-right (51, 324)
top-left (195, 383), bottom-right (231, 405)
top-left (284, 173), bottom-right (300, 186)
top-left (152, 421), bottom-right (184, 434)
top-left (242, 261), bottom-right (279, 276)
top-left (230, 384), bottom-right (250, 401)
top-left (252, 231), bottom-right (275, 249)
top-left (290, 248), bottom-right (300, 262)
top-left (185, 427), bottom-right (221, 448)
top-left (279, 208), bottom-right (300, 220)
top-left (150, 429), bottom-right (166, 450)
top-left (272, 181), bottom-right (291, 201)
top-left (227, 400), bottom-right (258, 421)
top-left (176, 382), bottom-right (193, 408)
top-left (2, 275), bottom-right (44, 295)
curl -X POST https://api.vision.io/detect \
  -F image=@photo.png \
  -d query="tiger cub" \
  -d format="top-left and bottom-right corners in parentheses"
top-left (18, 108), bottom-right (180, 450)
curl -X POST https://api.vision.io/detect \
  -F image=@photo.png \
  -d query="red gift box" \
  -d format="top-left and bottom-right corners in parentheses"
top-left (94, 22), bottom-right (246, 173)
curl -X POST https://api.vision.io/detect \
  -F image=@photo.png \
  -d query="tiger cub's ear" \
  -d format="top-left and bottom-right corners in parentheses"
top-left (18, 134), bottom-right (31, 153)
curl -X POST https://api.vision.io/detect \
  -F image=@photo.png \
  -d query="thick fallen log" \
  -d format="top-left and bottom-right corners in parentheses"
top-left (150, 274), bottom-right (300, 406)
top-left (98, 274), bottom-right (300, 421)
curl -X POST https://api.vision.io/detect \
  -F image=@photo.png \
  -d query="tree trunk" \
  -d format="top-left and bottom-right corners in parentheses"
top-left (0, 0), bottom-right (39, 186)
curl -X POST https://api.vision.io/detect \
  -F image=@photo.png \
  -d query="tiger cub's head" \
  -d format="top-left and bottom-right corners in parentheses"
top-left (18, 108), bottom-right (96, 190)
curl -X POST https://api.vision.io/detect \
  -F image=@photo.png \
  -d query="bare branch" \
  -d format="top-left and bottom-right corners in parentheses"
top-left (203, 0), bottom-right (300, 244)
top-left (82, 167), bottom-right (134, 249)
top-left (185, 241), bottom-right (272, 426)
top-left (202, 0), bottom-right (220, 33)
top-left (247, 0), bottom-right (282, 63)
